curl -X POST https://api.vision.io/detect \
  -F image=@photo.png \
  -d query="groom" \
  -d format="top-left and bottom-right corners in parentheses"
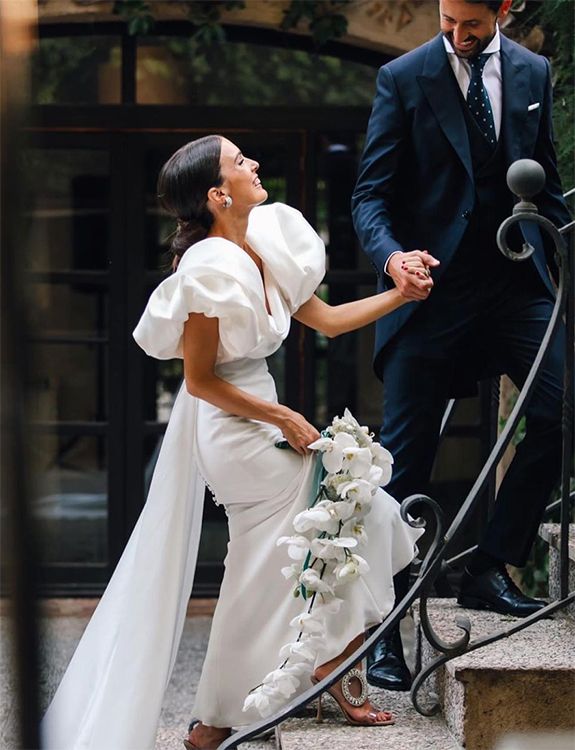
top-left (352, 0), bottom-right (571, 691)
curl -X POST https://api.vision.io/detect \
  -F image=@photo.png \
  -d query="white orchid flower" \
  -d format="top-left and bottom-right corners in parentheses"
top-left (379, 463), bottom-right (393, 487)
top-left (299, 567), bottom-right (334, 594)
top-left (262, 668), bottom-right (301, 698)
top-left (293, 502), bottom-right (340, 534)
top-left (366, 464), bottom-right (384, 486)
top-left (341, 518), bottom-right (368, 546)
top-left (310, 536), bottom-right (357, 561)
top-left (243, 684), bottom-right (285, 716)
top-left (278, 639), bottom-right (317, 663)
top-left (354, 499), bottom-right (373, 519)
top-left (369, 442), bottom-right (394, 485)
top-left (369, 441), bottom-right (394, 467)
top-left (321, 471), bottom-right (353, 500)
top-left (282, 660), bottom-right (312, 679)
top-left (342, 446), bottom-right (373, 478)
top-left (331, 408), bottom-right (361, 434)
top-left (328, 500), bottom-right (356, 522)
top-left (343, 407), bottom-right (361, 427)
top-left (242, 689), bottom-right (267, 715)
top-left (314, 431), bottom-right (357, 474)
top-left (334, 553), bottom-right (370, 584)
top-left (277, 534), bottom-right (310, 561)
top-left (336, 478), bottom-right (373, 503)
top-left (307, 436), bottom-right (334, 452)
top-left (289, 611), bottom-right (324, 635)
top-left (298, 497), bottom-right (356, 525)
top-left (280, 563), bottom-right (301, 581)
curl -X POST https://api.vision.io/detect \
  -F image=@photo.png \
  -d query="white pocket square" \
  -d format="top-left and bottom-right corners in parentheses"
top-left (528, 102), bottom-right (540, 112)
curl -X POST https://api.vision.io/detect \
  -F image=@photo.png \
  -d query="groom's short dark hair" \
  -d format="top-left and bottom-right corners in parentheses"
top-left (464, 0), bottom-right (504, 12)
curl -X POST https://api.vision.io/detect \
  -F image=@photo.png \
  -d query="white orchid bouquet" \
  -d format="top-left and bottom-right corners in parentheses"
top-left (243, 409), bottom-right (393, 718)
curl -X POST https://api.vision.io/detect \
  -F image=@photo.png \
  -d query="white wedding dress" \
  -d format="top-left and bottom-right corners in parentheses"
top-left (41, 203), bottom-right (422, 749)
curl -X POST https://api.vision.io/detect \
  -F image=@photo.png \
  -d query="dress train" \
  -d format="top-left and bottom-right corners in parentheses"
top-left (41, 384), bottom-right (205, 750)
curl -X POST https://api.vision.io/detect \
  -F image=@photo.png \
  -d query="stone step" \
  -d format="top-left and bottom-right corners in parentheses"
top-left (22, 609), bottom-right (462, 750)
top-left (277, 688), bottom-right (462, 750)
top-left (413, 598), bottom-right (575, 750)
top-left (539, 522), bottom-right (575, 619)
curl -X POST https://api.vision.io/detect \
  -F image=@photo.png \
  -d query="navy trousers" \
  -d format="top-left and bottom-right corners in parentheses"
top-left (380, 257), bottom-right (564, 568)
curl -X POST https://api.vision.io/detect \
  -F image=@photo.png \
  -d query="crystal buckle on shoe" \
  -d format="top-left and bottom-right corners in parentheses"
top-left (341, 668), bottom-right (368, 707)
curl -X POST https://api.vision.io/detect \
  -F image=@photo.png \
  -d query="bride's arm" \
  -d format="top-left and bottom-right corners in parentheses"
top-left (183, 312), bottom-right (319, 454)
top-left (293, 286), bottom-right (417, 339)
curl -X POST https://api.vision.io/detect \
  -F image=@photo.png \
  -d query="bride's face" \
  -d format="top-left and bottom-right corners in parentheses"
top-left (218, 138), bottom-right (268, 208)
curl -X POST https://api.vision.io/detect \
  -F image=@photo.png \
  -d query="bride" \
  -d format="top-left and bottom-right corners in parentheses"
top-left (41, 135), bottom-right (436, 750)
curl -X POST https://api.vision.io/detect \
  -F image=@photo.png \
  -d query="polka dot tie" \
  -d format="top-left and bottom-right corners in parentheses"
top-left (466, 53), bottom-right (497, 146)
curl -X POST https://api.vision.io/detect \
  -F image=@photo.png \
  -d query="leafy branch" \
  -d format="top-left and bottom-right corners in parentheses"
top-left (280, 1), bottom-right (350, 47)
top-left (112, 0), bottom-right (155, 36)
top-left (112, 0), bottom-right (350, 48)
top-left (185, 1), bottom-right (246, 45)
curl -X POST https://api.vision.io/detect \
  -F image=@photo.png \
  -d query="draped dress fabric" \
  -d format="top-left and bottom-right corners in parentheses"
top-left (41, 203), bottom-right (422, 748)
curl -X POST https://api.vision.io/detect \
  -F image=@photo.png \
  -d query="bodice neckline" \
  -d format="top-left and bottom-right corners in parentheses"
top-left (186, 235), bottom-right (275, 321)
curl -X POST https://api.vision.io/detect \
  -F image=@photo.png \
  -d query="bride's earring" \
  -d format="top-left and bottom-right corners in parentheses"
top-left (223, 195), bottom-right (233, 208)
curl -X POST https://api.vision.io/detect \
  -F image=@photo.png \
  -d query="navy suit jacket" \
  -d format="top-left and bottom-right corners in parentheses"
top-left (352, 32), bottom-right (571, 381)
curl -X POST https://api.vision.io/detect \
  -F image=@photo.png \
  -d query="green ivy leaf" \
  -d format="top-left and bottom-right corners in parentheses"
top-left (112, 0), bottom-right (155, 36)
top-left (281, 0), bottom-right (350, 47)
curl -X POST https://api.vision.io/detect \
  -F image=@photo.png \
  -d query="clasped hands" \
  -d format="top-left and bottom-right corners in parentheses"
top-left (388, 250), bottom-right (440, 301)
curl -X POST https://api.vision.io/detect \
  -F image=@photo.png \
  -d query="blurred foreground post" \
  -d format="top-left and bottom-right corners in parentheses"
top-left (1, 1), bottom-right (41, 748)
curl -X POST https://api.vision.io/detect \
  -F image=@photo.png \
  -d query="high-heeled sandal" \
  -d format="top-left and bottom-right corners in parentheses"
top-left (183, 720), bottom-right (231, 750)
top-left (311, 668), bottom-right (395, 726)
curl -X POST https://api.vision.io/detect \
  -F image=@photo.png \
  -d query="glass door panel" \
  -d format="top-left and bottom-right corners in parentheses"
top-left (29, 281), bottom-right (109, 337)
top-left (24, 144), bottom-right (113, 577)
top-left (31, 342), bottom-right (109, 422)
top-left (32, 434), bottom-right (108, 564)
top-left (23, 149), bottom-right (111, 271)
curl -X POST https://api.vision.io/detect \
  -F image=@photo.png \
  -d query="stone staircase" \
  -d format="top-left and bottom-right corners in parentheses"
top-left (4, 524), bottom-right (573, 750)
top-left (412, 522), bottom-right (575, 750)
top-left (413, 600), bottom-right (575, 750)
top-left (272, 688), bottom-right (462, 750)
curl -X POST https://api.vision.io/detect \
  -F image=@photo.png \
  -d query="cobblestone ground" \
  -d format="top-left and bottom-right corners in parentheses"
top-left (1, 610), bottom-right (461, 750)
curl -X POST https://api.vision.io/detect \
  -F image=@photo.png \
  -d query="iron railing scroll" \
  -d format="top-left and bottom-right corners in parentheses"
top-left (216, 159), bottom-right (574, 748)
top-left (411, 159), bottom-right (574, 715)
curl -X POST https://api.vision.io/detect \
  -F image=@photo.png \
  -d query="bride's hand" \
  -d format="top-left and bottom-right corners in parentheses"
top-left (277, 408), bottom-right (320, 455)
top-left (388, 250), bottom-right (439, 301)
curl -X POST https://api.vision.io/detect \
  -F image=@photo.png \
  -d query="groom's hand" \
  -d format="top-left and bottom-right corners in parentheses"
top-left (388, 250), bottom-right (439, 301)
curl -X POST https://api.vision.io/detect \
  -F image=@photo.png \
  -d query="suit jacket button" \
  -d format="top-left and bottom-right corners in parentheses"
top-left (462, 210), bottom-right (471, 220)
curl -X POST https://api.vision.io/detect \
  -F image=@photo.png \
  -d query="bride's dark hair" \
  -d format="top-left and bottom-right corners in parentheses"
top-left (157, 135), bottom-right (223, 270)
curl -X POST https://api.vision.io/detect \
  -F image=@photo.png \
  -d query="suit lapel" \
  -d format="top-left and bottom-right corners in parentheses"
top-left (500, 35), bottom-right (530, 166)
top-left (417, 33), bottom-right (473, 182)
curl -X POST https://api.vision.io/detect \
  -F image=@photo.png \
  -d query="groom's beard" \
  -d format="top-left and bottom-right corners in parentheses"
top-left (444, 30), bottom-right (496, 58)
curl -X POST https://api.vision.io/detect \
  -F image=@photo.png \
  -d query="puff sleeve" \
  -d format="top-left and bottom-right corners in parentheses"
top-left (246, 203), bottom-right (326, 313)
top-left (133, 239), bottom-right (272, 361)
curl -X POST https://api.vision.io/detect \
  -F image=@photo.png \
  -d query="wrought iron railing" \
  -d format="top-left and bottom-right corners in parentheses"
top-left (218, 159), bottom-right (574, 749)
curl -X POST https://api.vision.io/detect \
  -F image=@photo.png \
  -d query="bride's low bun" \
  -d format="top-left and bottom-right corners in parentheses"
top-left (157, 135), bottom-right (223, 270)
top-left (172, 213), bottom-right (210, 263)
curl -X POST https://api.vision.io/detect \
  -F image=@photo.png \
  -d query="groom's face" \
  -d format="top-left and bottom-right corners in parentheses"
top-left (439, 0), bottom-right (510, 58)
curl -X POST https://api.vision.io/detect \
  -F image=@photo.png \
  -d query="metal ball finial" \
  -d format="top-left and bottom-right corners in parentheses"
top-left (506, 159), bottom-right (545, 200)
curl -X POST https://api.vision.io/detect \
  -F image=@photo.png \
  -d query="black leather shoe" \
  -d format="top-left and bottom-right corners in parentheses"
top-left (457, 566), bottom-right (547, 617)
top-left (366, 624), bottom-right (412, 691)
